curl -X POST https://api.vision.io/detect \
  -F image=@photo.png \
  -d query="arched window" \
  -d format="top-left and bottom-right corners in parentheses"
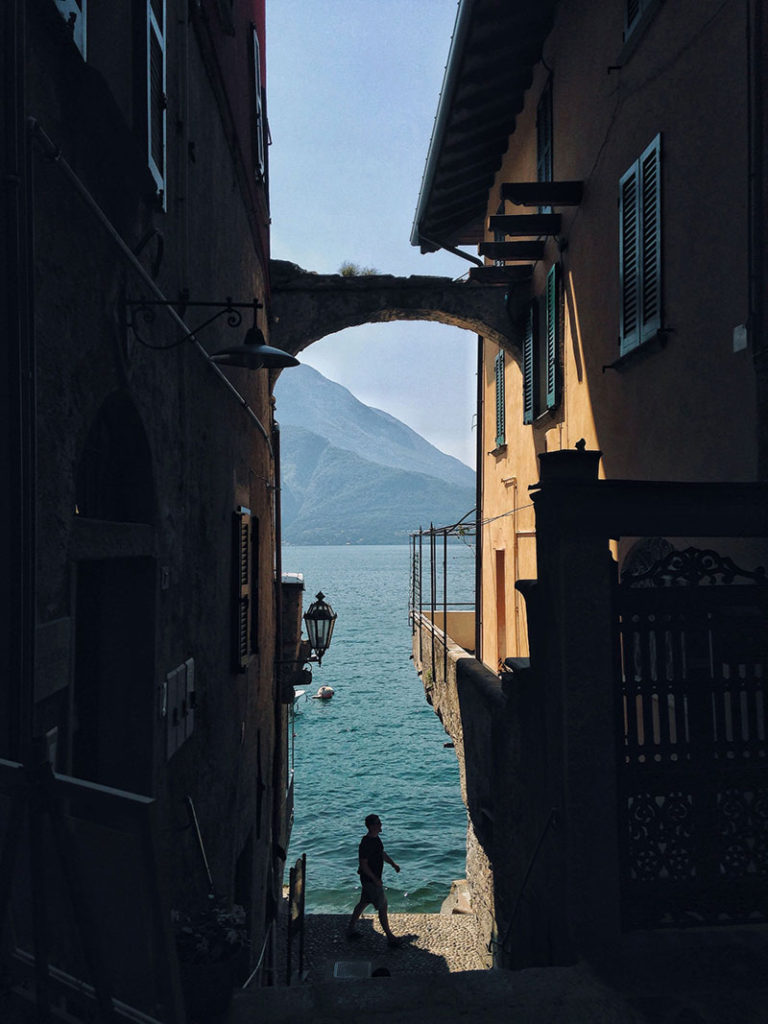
top-left (75, 393), bottom-right (155, 523)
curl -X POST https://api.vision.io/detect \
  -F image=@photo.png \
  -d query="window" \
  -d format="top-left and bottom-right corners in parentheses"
top-left (146, 0), bottom-right (166, 205)
top-left (625, 0), bottom-right (657, 41)
top-left (494, 349), bottom-right (506, 447)
top-left (537, 78), bottom-right (553, 214)
top-left (233, 506), bottom-right (252, 671)
top-left (523, 263), bottom-right (560, 424)
top-left (622, 0), bottom-right (664, 55)
top-left (54, 0), bottom-right (86, 58)
top-left (619, 134), bottom-right (662, 356)
top-left (252, 25), bottom-right (266, 179)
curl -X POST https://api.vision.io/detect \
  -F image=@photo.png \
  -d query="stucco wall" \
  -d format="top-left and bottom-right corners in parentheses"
top-left (479, 0), bottom-right (758, 667)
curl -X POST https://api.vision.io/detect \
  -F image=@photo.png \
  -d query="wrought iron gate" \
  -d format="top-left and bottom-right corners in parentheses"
top-left (616, 547), bottom-right (768, 929)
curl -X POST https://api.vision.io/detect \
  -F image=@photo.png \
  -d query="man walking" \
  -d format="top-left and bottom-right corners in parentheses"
top-left (346, 814), bottom-right (402, 947)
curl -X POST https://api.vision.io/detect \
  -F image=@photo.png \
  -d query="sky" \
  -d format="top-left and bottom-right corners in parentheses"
top-left (265, 1), bottom-right (479, 468)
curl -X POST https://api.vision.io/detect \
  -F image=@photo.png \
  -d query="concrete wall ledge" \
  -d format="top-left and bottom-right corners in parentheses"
top-left (456, 653), bottom-right (506, 712)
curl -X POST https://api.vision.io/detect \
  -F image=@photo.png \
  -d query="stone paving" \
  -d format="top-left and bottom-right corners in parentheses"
top-left (297, 911), bottom-right (488, 980)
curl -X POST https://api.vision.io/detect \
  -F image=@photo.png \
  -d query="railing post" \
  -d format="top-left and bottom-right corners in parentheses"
top-left (443, 528), bottom-right (448, 684)
top-left (430, 526), bottom-right (436, 686)
top-left (418, 529), bottom-right (424, 663)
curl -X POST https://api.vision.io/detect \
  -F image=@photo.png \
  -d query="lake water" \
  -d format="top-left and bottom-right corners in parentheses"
top-left (283, 544), bottom-right (474, 914)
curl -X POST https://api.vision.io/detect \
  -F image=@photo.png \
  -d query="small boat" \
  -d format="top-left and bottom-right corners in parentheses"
top-left (312, 685), bottom-right (334, 700)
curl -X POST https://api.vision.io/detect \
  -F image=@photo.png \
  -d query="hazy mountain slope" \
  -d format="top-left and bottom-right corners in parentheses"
top-left (274, 363), bottom-right (474, 490)
top-left (279, 425), bottom-right (476, 545)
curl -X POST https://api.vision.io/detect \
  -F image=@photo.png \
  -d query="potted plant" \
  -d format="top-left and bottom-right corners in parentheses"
top-left (172, 897), bottom-right (249, 1020)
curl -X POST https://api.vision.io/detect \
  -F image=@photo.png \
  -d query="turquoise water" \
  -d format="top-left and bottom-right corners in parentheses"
top-left (283, 544), bottom-right (474, 914)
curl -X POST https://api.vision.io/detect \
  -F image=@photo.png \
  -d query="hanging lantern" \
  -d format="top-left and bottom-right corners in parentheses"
top-left (303, 592), bottom-right (337, 666)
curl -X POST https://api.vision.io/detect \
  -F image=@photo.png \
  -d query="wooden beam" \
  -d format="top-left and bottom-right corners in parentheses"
top-left (488, 213), bottom-right (562, 236)
top-left (478, 241), bottom-right (545, 261)
top-left (500, 181), bottom-right (584, 206)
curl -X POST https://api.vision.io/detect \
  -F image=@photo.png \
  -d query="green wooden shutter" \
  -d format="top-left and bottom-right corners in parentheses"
top-left (494, 350), bottom-right (506, 446)
top-left (639, 134), bottom-right (662, 344)
top-left (233, 506), bottom-right (251, 671)
top-left (545, 264), bottom-right (559, 410)
top-left (522, 304), bottom-right (535, 425)
top-left (147, 0), bottom-right (166, 204)
top-left (619, 161), bottom-right (640, 355)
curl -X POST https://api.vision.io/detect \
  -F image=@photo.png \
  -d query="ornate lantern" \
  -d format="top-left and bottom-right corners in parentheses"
top-left (302, 592), bottom-right (337, 666)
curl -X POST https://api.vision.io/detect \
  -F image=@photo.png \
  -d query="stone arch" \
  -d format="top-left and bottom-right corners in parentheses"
top-left (75, 392), bottom-right (155, 524)
top-left (269, 261), bottom-right (527, 361)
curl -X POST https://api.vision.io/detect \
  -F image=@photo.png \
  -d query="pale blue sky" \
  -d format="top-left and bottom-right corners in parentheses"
top-left (266, 1), bottom-right (479, 468)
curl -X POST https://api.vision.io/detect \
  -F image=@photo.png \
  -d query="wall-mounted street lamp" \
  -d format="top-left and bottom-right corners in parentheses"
top-left (303, 592), bottom-right (337, 666)
top-left (125, 297), bottom-right (299, 369)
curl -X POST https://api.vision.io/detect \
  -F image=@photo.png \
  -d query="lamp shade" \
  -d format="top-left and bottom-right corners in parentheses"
top-left (303, 591), bottom-right (337, 665)
top-left (211, 326), bottom-right (300, 369)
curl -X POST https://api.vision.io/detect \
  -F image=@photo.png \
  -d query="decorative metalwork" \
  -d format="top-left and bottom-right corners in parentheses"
top-left (622, 545), bottom-right (767, 588)
top-left (125, 297), bottom-right (257, 351)
top-left (616, 544), bottom-right (768, 928)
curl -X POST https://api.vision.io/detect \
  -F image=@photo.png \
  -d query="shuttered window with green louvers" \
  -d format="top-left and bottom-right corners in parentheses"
top-left (146, 0), bottom-right (166, 205)
top-left (545, 263), bottom-right (559, 410)
top-left (619, 134), bottom-right (662, 356)
top-left (522, 304), bottom-right (535, 425)
top-left (523, 264), bottom-right (560, 424)
top-left (233, 506), bottom-right (252, 671)
top-left (494, 349), bottom-right (506, 447)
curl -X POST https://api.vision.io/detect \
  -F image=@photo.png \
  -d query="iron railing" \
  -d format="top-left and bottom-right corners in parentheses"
top-left (409, 510), bottom-right (476, 686)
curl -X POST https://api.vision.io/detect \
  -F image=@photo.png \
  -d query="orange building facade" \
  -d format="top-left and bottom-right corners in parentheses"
top-left (414, 0), bottom-right (763, 672)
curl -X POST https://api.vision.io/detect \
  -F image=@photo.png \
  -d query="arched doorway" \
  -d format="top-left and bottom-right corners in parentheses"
top-left (71, 394), bottom-right (157, 794)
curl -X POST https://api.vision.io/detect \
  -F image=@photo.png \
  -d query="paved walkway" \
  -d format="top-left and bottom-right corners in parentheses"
top-left (291, 910), bottom-right (488, 981)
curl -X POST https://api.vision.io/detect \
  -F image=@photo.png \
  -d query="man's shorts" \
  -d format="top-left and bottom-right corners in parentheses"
top-left (360, 881), bottom-right (387, 910)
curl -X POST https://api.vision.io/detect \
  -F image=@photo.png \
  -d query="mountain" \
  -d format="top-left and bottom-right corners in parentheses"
top-left (274, 366), bottom-right (476, 545)
top-left (274, 364), bottom-right (475, 490)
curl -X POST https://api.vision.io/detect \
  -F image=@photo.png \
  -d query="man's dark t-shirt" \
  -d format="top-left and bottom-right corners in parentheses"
top-left (358, 834), bottom-right (383, 879)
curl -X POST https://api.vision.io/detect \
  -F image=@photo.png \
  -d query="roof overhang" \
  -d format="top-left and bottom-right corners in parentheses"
top-left (411, 0), bottom-right (559, 254)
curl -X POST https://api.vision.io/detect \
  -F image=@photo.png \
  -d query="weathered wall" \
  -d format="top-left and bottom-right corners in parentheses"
top-left (412, 614), bottom-right (556, 969)
top-left (23, 0), bottom-right (287, 982)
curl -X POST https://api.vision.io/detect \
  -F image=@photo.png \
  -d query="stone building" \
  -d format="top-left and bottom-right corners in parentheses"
top-left (1, 0), bottom-right (301, 1016)
top-left (410, 0), bottom-right (768, 972)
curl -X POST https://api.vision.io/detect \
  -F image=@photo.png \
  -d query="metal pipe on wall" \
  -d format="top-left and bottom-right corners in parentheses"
top-left (27, 118), bottom-right (275, 461)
